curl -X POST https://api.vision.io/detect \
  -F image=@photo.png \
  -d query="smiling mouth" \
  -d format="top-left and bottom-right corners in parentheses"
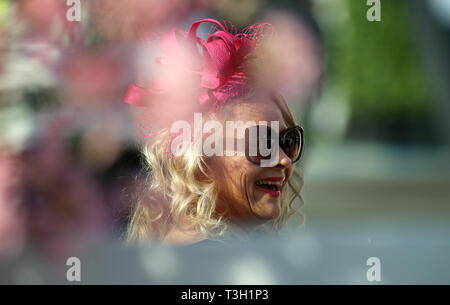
top-left (254, 179), bottom-right (283, 197)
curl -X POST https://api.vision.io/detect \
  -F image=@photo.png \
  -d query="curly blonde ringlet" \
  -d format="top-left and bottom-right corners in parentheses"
top-left (126, 92), bottom-right (305, 243)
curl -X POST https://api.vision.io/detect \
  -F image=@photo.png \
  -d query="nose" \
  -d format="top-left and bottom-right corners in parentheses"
top-left (276, 148), bottom-right (292, 169)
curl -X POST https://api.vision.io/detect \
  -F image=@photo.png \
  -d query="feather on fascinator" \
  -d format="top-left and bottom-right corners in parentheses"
top-left (123, 18), bottom-right (273, 112)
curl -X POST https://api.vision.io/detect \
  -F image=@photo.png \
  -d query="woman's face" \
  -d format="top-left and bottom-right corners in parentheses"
top-left (208, 95), bottom-right (295, 223)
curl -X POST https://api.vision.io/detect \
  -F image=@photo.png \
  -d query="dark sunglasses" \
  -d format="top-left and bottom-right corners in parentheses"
top-left (244, 125), bottom-right (304, 165)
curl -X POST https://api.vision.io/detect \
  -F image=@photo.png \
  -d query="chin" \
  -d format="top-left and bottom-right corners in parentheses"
top-left (254, 201), bottom-right (281, 220)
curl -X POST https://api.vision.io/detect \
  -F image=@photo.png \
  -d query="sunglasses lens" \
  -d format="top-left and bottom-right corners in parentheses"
top-left (245, 125), bottom-right (303, 165)
top-left (281, 127), bottom-right (302, 162)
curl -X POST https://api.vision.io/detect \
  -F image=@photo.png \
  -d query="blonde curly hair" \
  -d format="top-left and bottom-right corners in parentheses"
top-left (126, 92), bottom-right (304, 243)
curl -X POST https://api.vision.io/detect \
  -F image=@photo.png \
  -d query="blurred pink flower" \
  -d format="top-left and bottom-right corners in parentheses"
top-left (0, 150), bottom-right (25, 260)
top-left (17, 0), bottom-right (66, 39)
top-left (15, 119), bottom-right (111, 258)
top-left (260, 11), bottom-right (323, 101)
top-left (57, 48), bottom-right (127, 108)
top-left (87, 0), bottom-right (190, 42)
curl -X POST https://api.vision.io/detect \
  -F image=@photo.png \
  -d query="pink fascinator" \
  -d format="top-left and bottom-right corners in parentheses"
top-left (123, 18), bottom-right (272, 112)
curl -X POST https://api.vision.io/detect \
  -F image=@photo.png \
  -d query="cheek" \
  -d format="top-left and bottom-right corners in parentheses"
top-left (210, 156), bottom-right (245, 189)
top-left (211, 155), bottom-right (258, 198)
top-left (227, 157), bottom-right (255, 188)
top-left (285, 166), bottom-right (294, 183)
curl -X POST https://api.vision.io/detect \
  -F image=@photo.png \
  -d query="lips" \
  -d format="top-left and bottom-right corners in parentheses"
top-left (254, 177), bottom-right (284, 197)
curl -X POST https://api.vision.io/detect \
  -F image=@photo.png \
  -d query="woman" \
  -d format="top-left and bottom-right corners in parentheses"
top-left (124, 19), bottom-right (305, 245)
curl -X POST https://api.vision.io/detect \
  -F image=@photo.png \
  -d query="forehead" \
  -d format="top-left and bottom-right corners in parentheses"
top-left (222, 98), bottom-right (288, 129)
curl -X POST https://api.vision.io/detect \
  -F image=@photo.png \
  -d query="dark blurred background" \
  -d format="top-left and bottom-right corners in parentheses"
top-left (0, 0), bottom-right (449, 284)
